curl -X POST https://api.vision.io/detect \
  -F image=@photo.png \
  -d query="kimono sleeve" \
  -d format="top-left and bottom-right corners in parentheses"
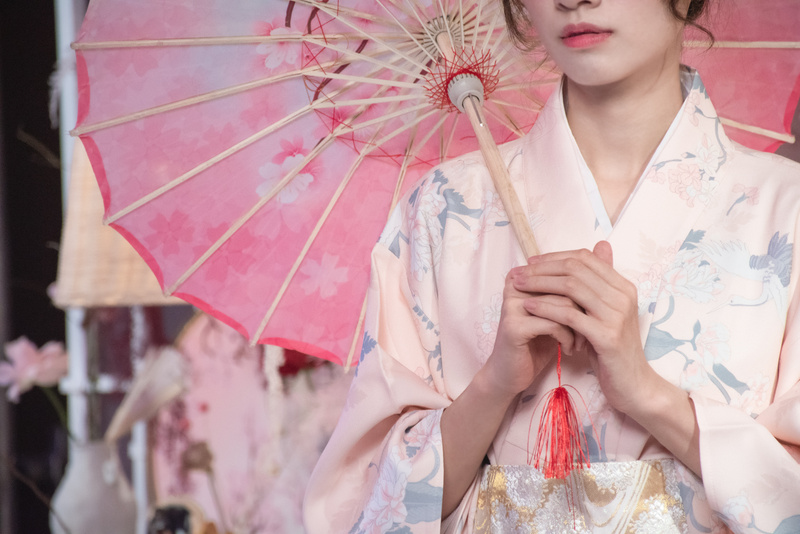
top-left (690, 272), bottom-right (800, 532)
top-left (303, 207), bottom-right (452, 533)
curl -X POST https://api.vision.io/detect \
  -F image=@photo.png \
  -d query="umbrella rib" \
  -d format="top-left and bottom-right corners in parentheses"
top-left (684, 40), bottom-right (800, 49)
top-left (165, 132), bottom-right (339, 296)
top-left (405, 0), bottom-right (443, 58)
top-left (437, 0), bottom-right (458, 49)
top-left (105, 100), bottom-right (323, 224)
top-left (376, 0), bottom-right (438, 64)
top-left (253, 108), bottom-right (440, 344)
top-left (340, 103), bottom-right (432, 134)
top-left (720, 117), bottom-right (795, 144)
top-left (345, 111), bottom-right (431, 370)
top-left (305, 71), bottom-right (422, 89)
top-left (72, 33), bottom-right (390, 50)
top-left (71, 62), bottom-right (349, 136)
top-left (296, 0), bottom-right (430, 71)
top-left (169, 73), bottom-right (424, 298)
top-left (314, 94), bottom-right (423, 108)
top-left (471, 0), bottom-right (485, 49)
top-left (305, 35), bottom-right (423, 79)
top-left (495, 78), bottom-right (562, 91)
top-left (479, 9), bottom-right (502, 54)
top-left (490, 96), bottom-right (545, 113)
top-left (443, 112), bottom-right (461, 161)
top-left (484, 103), bottom-right (526, 138)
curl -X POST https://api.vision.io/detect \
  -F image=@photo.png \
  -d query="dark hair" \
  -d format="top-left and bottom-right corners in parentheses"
top-left (502, 0), bottom-right (714, 50)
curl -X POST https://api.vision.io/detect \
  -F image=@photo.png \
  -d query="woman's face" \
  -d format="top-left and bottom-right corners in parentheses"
top-left (519, 0), bottom-right (688, 89)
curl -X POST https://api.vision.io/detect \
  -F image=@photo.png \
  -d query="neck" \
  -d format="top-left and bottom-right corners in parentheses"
top-left (564, 63), bottom-right (685, 223)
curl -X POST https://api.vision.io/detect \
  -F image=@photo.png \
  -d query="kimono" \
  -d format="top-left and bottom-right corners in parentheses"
top-left (303, 68), bottom-right (800, 533)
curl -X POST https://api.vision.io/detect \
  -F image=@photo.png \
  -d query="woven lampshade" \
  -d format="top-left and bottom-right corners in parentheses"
top-left (53, 143), bottom-right (184, 308)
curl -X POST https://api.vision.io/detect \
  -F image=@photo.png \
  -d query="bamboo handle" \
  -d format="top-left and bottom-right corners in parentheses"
top-left (436, 34), bottom-right (539, 258)
top-left (462, 96), bottom-right (540, 258)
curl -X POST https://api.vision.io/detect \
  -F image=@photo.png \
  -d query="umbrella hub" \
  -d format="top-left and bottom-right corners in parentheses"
top-left (424, 47), bottom-right (500, 113)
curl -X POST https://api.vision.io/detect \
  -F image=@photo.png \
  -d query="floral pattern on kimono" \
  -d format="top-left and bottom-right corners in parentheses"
top-left (304, 69), bottom-right (800, 534)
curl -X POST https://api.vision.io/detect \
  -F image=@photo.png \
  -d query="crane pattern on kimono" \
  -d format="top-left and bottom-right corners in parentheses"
top-left (643, 229), bottom-right (793, 409)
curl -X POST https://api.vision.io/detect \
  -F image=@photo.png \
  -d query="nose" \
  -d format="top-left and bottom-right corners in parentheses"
top-left (556, 0), bottom-right (600, 10)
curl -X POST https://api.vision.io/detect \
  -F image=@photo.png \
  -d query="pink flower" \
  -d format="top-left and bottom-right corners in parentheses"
top-left (722, 494), bottom-right (754, 527)
top-left (732, 183), bottom-right (760, 205)
top-left (359, 446), bottom-right (412, 533)
top-left (405, 412), bottom-right (442, 451)
top-left (0, 337), bottom-right (69, 402)
top-left (668, 163), bottom-right (704, 206)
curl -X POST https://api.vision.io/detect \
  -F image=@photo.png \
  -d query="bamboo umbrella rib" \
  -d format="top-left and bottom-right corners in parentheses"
top-left (72, 33), bottom-right (388, 50)
top-left (344, 121), bottom-right (425, 370)
top-left (295, 1), bottom-right (398, 27)
top-left (345, 298), bottom-right (370, 370)
top-left (165, 133), bottom-right (339, 296)
top-left (684, 40), bottom-right (800, 49)
top-left (72, 63), bottom-right (340, 136)
top-left (376, 0), bottom-right (438, 64)
top-left (253, 107), bottom-right (439, 344)
top-left (488, 27), bottom-right (510, 61)
top-left (296, 0), bottom-right (430, 72)
top-left (479, 8), bottom-right (502, 53)
top-left (303, 36), bottom-right (424, 79)
top-left (105, 100), bottom-right (322, 224)
top-left (494, 78), bottom-right (562, 91)
top-left (169, 64), bottom-right (418, 296)
top-left (405, 0), bottom-right (442, 58)
top-left (720, 117), bottom-right (795, 144)
top-left (344, 114), bottom-right (432, 370)
top-left (313, 94), bottom-right (423, 108)
top-left (381, 0), bottom-right (417, 19)
top-left (489, 96), bottom-right (545, 114)
top-left (304, 70), bottom-right (422, 89)
top-left (443, 112), bottom-right (461, 162)
top-left (484, 103), bottom-right (526, 138)
top-left (339, 103), bottom-right (432, 134)
top-left (436, 0), bottom-right (458, 50)
top-left (471, 0), bottom-right (485, 49)
top-left (459, 0), bottom-right (466, 48)
top-left (253, 146), bottom-right (370, 345)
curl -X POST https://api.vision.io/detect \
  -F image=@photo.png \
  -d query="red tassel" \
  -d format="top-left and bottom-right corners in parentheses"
top-left (528, 344), bottom-right (592, 479)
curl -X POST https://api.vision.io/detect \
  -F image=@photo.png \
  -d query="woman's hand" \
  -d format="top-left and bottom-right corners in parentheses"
top-left (481, 264), bottom-right (582, 399)
top-left (514, 241), bottom-right (657, 414)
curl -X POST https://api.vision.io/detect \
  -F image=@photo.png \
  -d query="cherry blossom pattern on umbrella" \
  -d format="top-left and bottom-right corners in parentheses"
top-left (72, 0), bottom-right (556, 366)
top-left (71, 0), bottom-right (800, 367)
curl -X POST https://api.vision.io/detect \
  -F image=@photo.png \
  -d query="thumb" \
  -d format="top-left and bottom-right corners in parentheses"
top-left (593, 240), bottom-right (613, 267)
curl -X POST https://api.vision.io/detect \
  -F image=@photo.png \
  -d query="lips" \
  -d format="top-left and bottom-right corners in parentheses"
top-left (560, 23), bottom-right (612, 48)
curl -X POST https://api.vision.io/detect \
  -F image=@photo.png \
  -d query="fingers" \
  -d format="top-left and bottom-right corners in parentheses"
top-left (500, 271), bottom-right (577, 353)
top-left (593, 240), bottom-right (613, 266)
top-left (513, 243), bottom-right (635, 318)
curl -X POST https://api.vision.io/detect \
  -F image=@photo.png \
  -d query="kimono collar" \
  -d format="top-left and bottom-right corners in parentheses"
top-left (520, 66), bottom-right (735, 271)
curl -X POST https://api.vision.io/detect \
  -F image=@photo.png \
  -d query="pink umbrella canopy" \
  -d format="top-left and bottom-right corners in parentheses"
top-left (682, 0), bottom-right (800, 154)
top-left (73, 0), bottom-right (799, 366)
top-left (73, 0), bottom-right (555, 366)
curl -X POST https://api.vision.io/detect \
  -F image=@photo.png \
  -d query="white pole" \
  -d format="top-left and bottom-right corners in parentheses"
top-left (53, 0), bottom-right (87, 445)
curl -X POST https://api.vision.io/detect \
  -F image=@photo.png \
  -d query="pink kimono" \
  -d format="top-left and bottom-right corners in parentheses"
top-left (303, 69), bottom-right (800, 533)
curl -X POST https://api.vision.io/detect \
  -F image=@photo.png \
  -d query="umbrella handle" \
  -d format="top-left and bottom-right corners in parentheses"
top-left (461, 95), bottom-right (540, 258)
top-left (436, 35), bottom-right (539, 258)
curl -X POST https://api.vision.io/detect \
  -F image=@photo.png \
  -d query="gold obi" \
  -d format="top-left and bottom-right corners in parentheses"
top-left (475, 460), bottom-right (687, 533)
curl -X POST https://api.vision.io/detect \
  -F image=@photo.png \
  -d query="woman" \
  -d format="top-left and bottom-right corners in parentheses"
top-left (304, 0), bottom-right (800, 532)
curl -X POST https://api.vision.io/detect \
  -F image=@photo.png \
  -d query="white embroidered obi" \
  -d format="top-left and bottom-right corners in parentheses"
top-left (475, 460), bottom-right (687, 533)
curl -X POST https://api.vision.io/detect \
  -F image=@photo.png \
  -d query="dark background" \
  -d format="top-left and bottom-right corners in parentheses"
top-left (1, 1), bottom-right (73, 532)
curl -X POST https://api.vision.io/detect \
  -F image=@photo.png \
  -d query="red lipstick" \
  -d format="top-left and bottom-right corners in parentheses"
top-left (560, 23), bottom-right (612, 49)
